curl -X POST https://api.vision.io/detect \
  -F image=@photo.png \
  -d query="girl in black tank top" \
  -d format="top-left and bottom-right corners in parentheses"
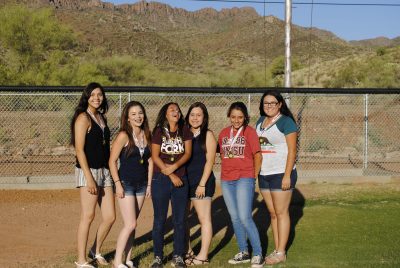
top-left (184, 102), bottom-right (217, 265)
top-left (71, 83), bottom-right (115, 267)
top-left (108, 101), bottom-right (153, 268)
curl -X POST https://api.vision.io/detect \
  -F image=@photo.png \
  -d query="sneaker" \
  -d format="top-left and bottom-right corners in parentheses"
top-left (150, 256), bottom-right (163, 268)
top-left (251, 255), bottom-right (264, 268)
top-left (228, 251), bottom-right (251, 264)
top-left (171, 255), bottom-right (186, 268)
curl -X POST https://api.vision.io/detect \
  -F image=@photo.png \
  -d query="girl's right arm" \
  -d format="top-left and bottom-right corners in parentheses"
top-left (74, 113), bottom-right (97, 195)
top-left (109, 131), bottom-right (128, 198)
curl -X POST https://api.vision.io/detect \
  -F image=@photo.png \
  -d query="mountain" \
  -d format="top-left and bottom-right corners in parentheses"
top-left (1, 0), bottom-right (365, 71)
top-left (350, 36), bottom-right (400, 48)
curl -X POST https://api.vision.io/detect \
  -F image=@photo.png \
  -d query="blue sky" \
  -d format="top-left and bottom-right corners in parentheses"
top-left (109, 0), bottom-right (400, 41)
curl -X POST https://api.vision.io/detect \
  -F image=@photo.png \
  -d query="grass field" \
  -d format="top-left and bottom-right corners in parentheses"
top-left (55, 182), bottom-right (400, 268)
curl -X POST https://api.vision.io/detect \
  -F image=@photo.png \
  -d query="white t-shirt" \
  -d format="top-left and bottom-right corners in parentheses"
top-left (256, 115), bottom-right (297, 175)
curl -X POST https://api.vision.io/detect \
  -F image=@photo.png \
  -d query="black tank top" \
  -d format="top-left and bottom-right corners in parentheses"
top-left (186, 135), bottom-right (215, 185)
top-left (76, 114), bottom-right (110, 169)
top-left (118, 145), bottom-right (150, 186)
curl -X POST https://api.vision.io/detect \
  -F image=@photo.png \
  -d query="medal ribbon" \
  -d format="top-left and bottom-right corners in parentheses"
top-left (228, 126), bottom-right (243, 156)
top-left (132, 129), bottom-right (145, 159)
top-left (87, 109), bottom-right (106, 144)
top-left (164, 127), bottom-right (179, 160)
top-left (258, 113), bottom-right (282, 137)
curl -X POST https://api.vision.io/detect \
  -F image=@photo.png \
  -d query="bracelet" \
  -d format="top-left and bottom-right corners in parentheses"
top-left (114, 180), bottom-right (120, 184)
top-left (147, 184), bottom-right (151, 187)
top-left (198, 185), bottom-right (205, 187)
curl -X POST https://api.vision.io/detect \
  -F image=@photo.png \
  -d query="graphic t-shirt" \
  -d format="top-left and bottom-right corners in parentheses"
top-left (152, 125), bottom-right (193, 177)
top-left (256, 115), bottom-right (297, 175)
top-left (218, 126), bottom-right (261, 181)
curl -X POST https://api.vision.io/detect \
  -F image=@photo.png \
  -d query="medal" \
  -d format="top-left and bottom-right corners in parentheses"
top-left (228, 152), bottom-right (234, 158)
top-left (170, 156), bottom-right (175, 162)
top-left (139, 158), bottom-right (144, 164)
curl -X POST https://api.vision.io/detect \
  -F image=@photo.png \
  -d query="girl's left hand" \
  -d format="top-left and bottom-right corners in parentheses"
top-left (282, 176), bottom-right (291, 191)
top-left (195, 186), bottom-right (205, 199)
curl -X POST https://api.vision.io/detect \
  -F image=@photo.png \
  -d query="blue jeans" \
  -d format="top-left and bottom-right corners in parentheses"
top-left (221, 178), bottom-right (262, 256)
top-left (151, 172), bottom-right (188, 258)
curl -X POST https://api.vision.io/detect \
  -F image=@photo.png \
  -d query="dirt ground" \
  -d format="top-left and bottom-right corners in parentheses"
top-left (1, 182), bottom-right (399, 268)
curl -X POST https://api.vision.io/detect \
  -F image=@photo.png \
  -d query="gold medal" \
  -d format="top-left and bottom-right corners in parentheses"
top-left (228, 152), bottom-right (234, 158)
top-left (170, 156), bottom-right (175, 162)
top-left (139, 159), bottom-right (144, 164)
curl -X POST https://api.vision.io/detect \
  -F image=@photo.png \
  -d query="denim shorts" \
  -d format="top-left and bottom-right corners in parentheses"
top-left (258, 169), bottom-right (297, 191)
top-left (121, 181), bottom-right (147, 196)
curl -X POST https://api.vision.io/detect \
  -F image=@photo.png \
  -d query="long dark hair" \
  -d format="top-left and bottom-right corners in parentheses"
top-left (227, 102), bottom-right (250, 130)
top-left (120, 101), bottom-right (151, 157)
top-left (185, 102), bottom-right (210, 152)
top-left (70, 82), bottom-right (108, 146)
top-left (153, 102), bottom-right (185, 136)
top-left (259, 90), bottom-right (295, 122)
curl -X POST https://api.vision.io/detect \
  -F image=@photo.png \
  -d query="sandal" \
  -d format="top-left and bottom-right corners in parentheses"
top-left (185, 250), bottom-right (195, 260)
top-left (74, 262), bottom-right (95, 268)
top-left (89, 250), bottom-right (109, 265)
top-left (185, 257), bottom-right (210, 266)
top-left (265, 251), bottom-right (286, 265)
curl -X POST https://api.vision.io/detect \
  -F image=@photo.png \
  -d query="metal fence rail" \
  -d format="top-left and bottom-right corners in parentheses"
top-left (1, 87), bottom-right (399, 184)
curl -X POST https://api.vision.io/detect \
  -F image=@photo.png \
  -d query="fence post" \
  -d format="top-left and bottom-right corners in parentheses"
top-left (248, 94), bottom-right (251, 114)
top-left (363, 94), bottom-right (369, 170)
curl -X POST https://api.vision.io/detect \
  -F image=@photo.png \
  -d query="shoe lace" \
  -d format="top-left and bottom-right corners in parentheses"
top-left (175, 256), bottom-right (184, 264)
top-left (235, 251), bottom-right (248, 260)
top-left (154, 257), bottom-right (162, 264)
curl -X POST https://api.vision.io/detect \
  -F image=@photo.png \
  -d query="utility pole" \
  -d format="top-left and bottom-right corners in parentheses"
top-left (284, 0), bottom-right (292, 104)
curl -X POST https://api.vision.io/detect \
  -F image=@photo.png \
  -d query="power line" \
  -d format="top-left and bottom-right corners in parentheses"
top-left (191, 0), bottom-right (400, 7)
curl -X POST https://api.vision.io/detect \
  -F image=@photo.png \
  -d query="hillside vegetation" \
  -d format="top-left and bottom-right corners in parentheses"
top-left (0, 2), bottom-right (399, 88)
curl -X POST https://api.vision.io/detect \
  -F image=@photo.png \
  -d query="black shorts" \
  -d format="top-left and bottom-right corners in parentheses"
top-left (188, 173), bottom-right (216, 200)
top-left (258, 169), bottom-right (297, 191)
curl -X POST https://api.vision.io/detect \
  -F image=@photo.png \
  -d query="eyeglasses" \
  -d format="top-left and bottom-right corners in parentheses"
top-left (263, 102), bottom-right (279, 107)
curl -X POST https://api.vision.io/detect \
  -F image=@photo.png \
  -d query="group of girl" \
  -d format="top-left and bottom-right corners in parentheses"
top-left (71, 83), bottom-right (298, 268)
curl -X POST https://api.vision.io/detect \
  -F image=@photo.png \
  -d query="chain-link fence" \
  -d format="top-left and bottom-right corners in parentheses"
top-left (1, 88), bottom-right (399, 184)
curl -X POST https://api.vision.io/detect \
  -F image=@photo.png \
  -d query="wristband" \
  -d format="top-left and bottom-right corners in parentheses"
top-left (114, 180), bottom-right (121, 184)
top-left (198, 185), bottom-right (205, 187)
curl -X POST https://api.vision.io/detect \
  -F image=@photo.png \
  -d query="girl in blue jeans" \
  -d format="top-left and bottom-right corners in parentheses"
top-left (218, 102), bottom-right (264, 268)
top-left (150, 102), bottom-right (193, 268)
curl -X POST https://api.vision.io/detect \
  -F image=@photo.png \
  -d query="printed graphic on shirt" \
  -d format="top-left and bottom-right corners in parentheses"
top-left (161, 135), bottom-right (184, 155)
top-left (221, 136), bottom-right (246, 158)
top-left (259, 135), bottom-right (277, 154)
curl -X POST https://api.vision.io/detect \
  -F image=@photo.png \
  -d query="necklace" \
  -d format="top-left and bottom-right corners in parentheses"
top-left (192, 128), bottom-right (201, 138)
top-left (132, 129), bottom-right (145, 164)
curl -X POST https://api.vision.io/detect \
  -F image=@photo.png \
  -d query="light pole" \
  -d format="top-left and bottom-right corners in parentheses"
top-left (284, 0), bottom-right (292, 104)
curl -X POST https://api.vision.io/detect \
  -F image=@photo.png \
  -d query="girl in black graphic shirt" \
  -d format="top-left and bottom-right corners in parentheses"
top-left (150, 102), bottom-right (193, 268)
